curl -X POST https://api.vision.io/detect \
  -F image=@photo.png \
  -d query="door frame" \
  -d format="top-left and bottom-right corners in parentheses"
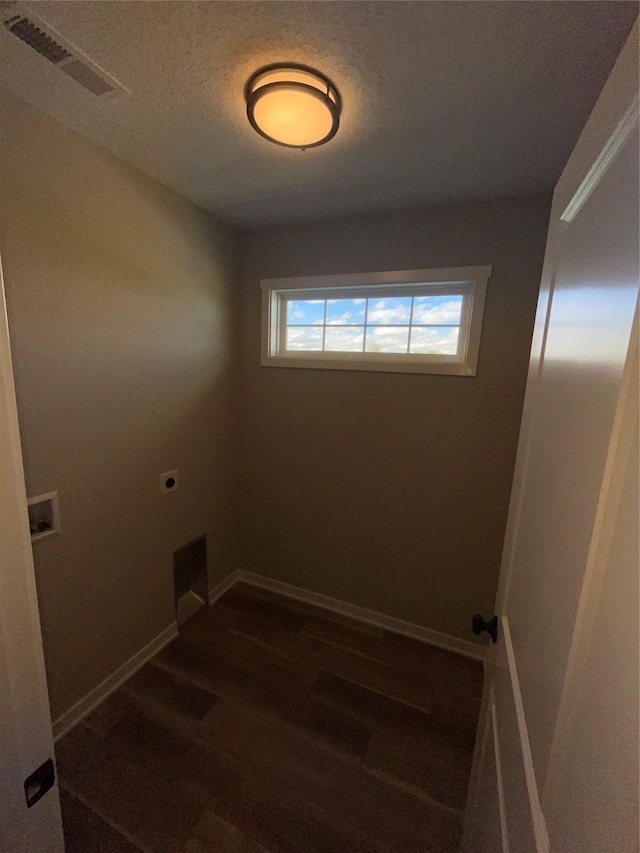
top-left (0, 251), bottom-right (65, 852)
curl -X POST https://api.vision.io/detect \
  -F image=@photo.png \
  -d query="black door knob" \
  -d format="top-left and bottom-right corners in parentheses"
top-left (472, 614), bottom-right (498, 644)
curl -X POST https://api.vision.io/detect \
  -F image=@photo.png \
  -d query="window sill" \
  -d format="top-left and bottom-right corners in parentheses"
top-left (261, 353), bottom-right (477, 376)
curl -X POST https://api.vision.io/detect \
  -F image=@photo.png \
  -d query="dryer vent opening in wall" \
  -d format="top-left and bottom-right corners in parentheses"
top-left (173, 535), bottom-right (208, 626)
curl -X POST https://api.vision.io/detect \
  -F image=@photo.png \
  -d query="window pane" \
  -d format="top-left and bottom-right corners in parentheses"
top-left (286, 300), bottom-right (325, 325)
top-left (324, 326), bottom-right (365, 352)
top-left (365, 326), bottom-right (410, 353)
top-left (366, 297), bottom-right (412, 325)
top-left (286, 326), bottom-right (324, 351)
top-left (325, 298), bottom-right (366, 325)
top-left (412, 294), bottom-right (463, 325)
top-left (409, 326), bottom-right (459, 355)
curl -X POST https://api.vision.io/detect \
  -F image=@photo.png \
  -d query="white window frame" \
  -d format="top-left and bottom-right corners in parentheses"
top-left (260, 266), bottom-right (490, 376)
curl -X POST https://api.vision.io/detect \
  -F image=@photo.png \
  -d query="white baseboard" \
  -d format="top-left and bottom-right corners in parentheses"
top-left (52, 622), bottom-right (178, 742)
top-left (208, 569), bottom-right (242, 604)
top-left (176, 590), bottom-right (206, 625)
top-left (53, 570), bottom-right (483, 742)
top-left (236, 570), bottom-right (486, 661)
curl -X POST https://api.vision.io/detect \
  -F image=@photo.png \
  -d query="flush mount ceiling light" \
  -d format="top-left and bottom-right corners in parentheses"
top-left (245, 63), bottom-right (341, 149)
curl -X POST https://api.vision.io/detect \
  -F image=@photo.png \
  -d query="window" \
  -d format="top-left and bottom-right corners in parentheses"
top-left (261, 266), bottom-right (490, 375)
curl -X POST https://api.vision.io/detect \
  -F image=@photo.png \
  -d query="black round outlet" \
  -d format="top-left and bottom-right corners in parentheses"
top-left (165, 477), bottom-right (176, 489)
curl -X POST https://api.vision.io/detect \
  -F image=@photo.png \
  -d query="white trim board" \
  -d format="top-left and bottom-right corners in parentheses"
top-left (208, 569), bottom-right (243, 605)
top-left (53, 569), bottom-right (484, 743)
top-left (502, 616), bottom-right (550, 852)
top-left (216, 570), bottom-right (486, 661)
top-left (52, 622), bottom-right (178, 742)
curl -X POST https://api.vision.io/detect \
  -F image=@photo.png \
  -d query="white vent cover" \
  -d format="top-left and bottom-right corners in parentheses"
top-left (1, 2), bottom-right (128, 97)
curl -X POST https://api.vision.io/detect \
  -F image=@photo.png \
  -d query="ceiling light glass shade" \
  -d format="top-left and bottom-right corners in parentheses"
top-left (245, 63), bottom-right (341, 149)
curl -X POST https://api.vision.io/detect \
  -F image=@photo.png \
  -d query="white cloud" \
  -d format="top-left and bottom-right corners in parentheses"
top-left (325, 327), bottom-right (364, 351)
top-left (286, 327), bottom-right (323, 351)
top-left (410, 327), bottom-right (458, 354)
top-left (365, 326), bottom-right (409, 353)
top-left (412, 299), bottom-right (461, 325)
top-left (366, 299), bottom-right (411, 325)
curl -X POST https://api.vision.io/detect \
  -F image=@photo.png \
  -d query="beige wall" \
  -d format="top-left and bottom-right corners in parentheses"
top-left (0, 87), bottom-right (551, 719)
top-left (238, 196), bottom-right (551, 642)
top-left (0, 91), bottom-right (239, 719)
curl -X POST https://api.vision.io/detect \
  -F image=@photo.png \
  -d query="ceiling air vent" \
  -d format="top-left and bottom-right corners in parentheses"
top-left (7, 15), bottom-right (71, 63)
top-left (1, 3), bottom-right (128, 98)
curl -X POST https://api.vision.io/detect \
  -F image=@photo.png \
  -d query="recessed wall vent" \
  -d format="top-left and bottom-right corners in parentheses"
top-left (1, 4), bottom-right (129, 98)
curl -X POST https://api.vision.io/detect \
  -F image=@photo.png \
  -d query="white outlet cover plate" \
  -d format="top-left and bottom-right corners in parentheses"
top-left (160, 470), bottom-right (179, 495)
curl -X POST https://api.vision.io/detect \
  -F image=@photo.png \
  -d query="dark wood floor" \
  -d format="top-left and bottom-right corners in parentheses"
top-left (56, 583), bottom-right (483, 853)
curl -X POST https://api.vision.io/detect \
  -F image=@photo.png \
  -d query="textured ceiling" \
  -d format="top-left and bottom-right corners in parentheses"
top-left (0, 1), bottom-right (637, 228)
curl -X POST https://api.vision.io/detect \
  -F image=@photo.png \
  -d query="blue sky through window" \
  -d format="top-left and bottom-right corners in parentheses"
top-left (287, 300), bottom-right (325, 325)
top-left (325, 298), bottom-right (366, 325)
top-left (283, 292), bottom-right (464, 355)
